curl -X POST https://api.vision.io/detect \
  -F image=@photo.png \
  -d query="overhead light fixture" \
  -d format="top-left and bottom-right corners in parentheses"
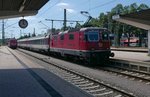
top-left (19, 5), bottom-right (25, 12)
top-left (19, 0), bottom-right (26, 12)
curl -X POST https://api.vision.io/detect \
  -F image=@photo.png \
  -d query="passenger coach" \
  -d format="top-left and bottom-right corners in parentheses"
top-left (18, 35), bottom-right (49, 52)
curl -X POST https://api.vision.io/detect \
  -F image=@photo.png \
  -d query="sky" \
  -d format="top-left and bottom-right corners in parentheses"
top-left (1, 0), bottom-right (150, 39)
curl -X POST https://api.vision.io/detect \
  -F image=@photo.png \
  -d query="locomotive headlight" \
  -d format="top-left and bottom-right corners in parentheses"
top-left (98, 43), bottom-right (103, 47)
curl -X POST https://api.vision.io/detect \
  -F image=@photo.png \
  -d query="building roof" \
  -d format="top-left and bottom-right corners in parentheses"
top-left (0, 0), bottom-right (49, 19)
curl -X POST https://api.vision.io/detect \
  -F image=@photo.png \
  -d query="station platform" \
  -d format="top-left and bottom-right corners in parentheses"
top-left (111, 47), bottom-right (148, 53)
top-left (111, 50), bottom-right (150, 63)
top-left (0, 46), bottom-right (92, 97)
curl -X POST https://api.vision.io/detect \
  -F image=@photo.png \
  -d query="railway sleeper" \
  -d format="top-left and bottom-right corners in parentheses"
top-left (76, 82), bottom-right (94, 87)
top-left (73, 80), bottom-right (89, 84)
top-left (93, 90), bottom-right (114, 96)
top-left (87, 88), bottom-right (106, 93)
top-left (81, 85), bottom-right (100, 90)
top-left (72, 78), bottom-right (85, 82)
top-left (64, 76), bottom-right (81, 80)
top-left (63, 75), bottom-right (77, 78)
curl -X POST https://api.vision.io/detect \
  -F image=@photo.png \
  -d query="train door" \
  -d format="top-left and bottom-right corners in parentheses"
top-left (78, 32), bottom-right (81, 50)
top-left (60, 34), bottom-right (64, 48)
top-left (48, 35), bottom-right (51, 51)
top-left (79, 31), bottom-right (86, 50)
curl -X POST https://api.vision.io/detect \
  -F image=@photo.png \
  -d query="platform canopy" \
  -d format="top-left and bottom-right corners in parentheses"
top-left (0, 0), bottom-right (49, 19)
top-left (113, 9), bottom-right (150, 55)
top-left (112, 9), bottom-right (150, 30)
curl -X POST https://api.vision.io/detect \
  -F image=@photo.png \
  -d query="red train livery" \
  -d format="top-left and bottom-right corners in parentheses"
top-left (8, 38), bottom-right (17, 49)
top-left (18, 27), bottom-right (114, 65)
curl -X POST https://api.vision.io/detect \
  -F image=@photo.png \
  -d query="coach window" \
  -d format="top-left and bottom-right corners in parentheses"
top-left (60, 35), bottom-right (64, 40)
top-left (69, 34), bottom-right (74, 40)
top-left (41, 39), bottom-right (43, 44)
top-left (40, 39), bottom-right (42, 44)
top-left (36, 39), bottom-right (38, 44)
top-left (33, 40), bottom-right (35, 44)
top-left (43, 39), bottom-right (45, 44)
top-left (44, 39), bottom-right (47, 44)
top-left (41, 39), bottom-right (44, 45)
top-left (34, 40), bottom-right (35, 44)
top-left (32, 40), bottom-right (33, 44)
top-left (35, 40), bottom-right (37, 44)
top-left (46, 39), bottom-right (48, 44)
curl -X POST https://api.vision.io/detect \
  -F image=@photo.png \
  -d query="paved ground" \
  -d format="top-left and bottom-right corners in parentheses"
top-left (0, 46), bottom-right (51, 97)
top-left (111, 47), bottom-right (148, 52)
top-left (112, 50), bottom-right (150, 62)
top-left (0, 46), bottom-right (92, 97)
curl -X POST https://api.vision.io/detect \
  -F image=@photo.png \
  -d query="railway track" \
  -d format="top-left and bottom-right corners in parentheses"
top-left (14, 48), bottom-right (136, 97)
top-left (99, 66), bottom-right (150, 85)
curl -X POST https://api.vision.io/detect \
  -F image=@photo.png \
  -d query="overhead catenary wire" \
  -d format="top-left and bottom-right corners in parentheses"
top-left (37, 0), bottom-right (118, 28)
top-left (88, 0), bottom-right (118, 11)
top-left (67, 0), bottom-right (118, 20)
top-left (0, 22), bottom-right (18, 31)
top-left (37, 0), bottom-right (62, 18)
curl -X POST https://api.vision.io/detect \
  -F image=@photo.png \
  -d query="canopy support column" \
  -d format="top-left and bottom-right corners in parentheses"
top-left (148, 30), bottom-right (150, 55)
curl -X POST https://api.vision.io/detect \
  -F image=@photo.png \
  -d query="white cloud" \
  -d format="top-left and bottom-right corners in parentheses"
top-left (7, 16), bottom-right (38, 21)
top-left (67, 9), bottom-right (76, 14)
top-left (24, 16), bottom-right (36, 20)
top-left (56, 2), bottom-right (76, 14)
top-left (57, 2), bottom-right (70, 9)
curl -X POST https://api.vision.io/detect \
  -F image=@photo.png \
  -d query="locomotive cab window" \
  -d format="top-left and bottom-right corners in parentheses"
top-left (84, 31), bottom-right (99, 42)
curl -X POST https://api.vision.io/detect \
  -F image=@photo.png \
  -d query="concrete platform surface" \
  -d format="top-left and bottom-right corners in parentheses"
top-left (0, 46), bottom-right (51, 97)
top-left (111, 47), bottom-right (148, 52)
top-left (0, 46), bottom-right (93, 97)
top-left (112, 50), bottom-right (150, 63)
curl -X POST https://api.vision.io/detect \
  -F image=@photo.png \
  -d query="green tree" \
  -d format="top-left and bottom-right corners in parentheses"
top-left (129, 3), bottom-right (138, 13)
top-left (111, 4), bottom-right (124, 14)
top-left (138, 4), bottom-right (149, 11)
top-left (98, 13), bottom-right (107, 28)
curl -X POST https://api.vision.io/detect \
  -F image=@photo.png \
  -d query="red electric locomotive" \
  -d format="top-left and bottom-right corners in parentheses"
top-left (50, 27), bottom-right (114, 64)
top-left (8, 38), bottom-right (17, 49)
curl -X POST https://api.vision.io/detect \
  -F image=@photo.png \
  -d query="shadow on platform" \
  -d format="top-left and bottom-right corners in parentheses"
top-left (0, 68), bottom-right (62, 97)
